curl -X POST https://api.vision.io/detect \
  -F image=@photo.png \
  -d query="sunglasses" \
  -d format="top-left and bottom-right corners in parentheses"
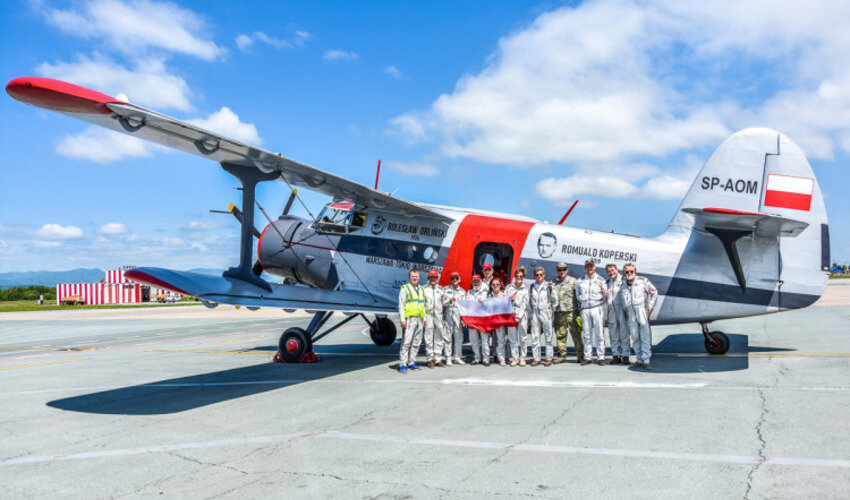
top-left (625, 270), bottom-right (635, 274)
top-left (451, 276), bottom-right (460, 280)
top-left (534, 273), bottom-right (544, 277)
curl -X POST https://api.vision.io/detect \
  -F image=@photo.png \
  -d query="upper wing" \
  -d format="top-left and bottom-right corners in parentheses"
top-left (6, 77), bottom-right (448, 220)
top-left (125, 267), bottom-right (396, 313)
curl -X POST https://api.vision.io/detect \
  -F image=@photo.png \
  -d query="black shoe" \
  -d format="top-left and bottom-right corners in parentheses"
top-left (644, 363), bottom-right (652, 370)
top-left (597, 359), bottom-right (606, 366)
top-left (470, 360), bottom-right (480, 365)
top-left (482, 361), bottom-right (491, 367)
top-left (611, 356), bottom-right (621, 365)
top-left (621, 356), bottom-right (630, 364)
top-left (580, 360), bottom-right (590, 366)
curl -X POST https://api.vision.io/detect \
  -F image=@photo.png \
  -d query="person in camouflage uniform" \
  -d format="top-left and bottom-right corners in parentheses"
top-left (552, 262), bottom-right (584, 364)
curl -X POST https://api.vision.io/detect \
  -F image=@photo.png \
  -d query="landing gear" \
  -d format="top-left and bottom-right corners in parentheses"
top-left (274, 311), bottom-right (394, 363)
top-left (701, 322), bottom-right (730, 354)
top-left (278, 327), bottom-right (313, 363)
top-left (369, 316), bottom-right (397, 346)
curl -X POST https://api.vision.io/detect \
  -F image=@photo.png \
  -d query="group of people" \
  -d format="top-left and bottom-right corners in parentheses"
top-left (397, 259), bottom-right (658, 374)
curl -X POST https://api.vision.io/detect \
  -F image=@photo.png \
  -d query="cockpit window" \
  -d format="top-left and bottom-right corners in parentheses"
top-left (312, 200), bottom-right (366, 234)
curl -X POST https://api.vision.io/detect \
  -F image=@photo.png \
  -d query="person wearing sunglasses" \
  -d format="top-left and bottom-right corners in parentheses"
top-left (442, 271), bottom-right (467, 365)
top-left (619, 263), bottom-right (658, 370)
top-left (577, 259), bottom-right (608, 365)
top-left (505, 267), bottom-right (530, 366)
top-left (605, 263), bottom-right (630, 365)
top-left (467, 274), bottom-right (489, 365)
top-left (528, 266), bottom-right (557, 366)
top-left (488, 277), bottom-right (510, 366)
top-left (552, 262), bottom-right (583, 364)
top-left (423, 270), bottom-right (447, 368)
top-left (398, 268), bottom-right (426, 373)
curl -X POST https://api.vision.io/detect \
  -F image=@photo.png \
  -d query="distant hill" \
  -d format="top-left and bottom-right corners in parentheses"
top-left (0, 268), bottom-right (104, 288)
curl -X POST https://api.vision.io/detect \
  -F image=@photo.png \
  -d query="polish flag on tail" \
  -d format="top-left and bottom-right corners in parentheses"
top-left (764, 174), bottom-right (814, 211)
top-left (456, 296), bottom-right (518, 333)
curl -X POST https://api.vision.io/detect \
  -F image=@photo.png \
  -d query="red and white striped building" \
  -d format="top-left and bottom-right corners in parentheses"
top-left (56, 268), bottom-right (186, 305)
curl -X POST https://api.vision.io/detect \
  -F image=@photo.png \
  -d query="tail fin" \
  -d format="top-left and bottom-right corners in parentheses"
top-left (666, 128), bottom-right (829, 312)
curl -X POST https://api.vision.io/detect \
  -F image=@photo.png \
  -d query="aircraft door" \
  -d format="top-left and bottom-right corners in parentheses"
top-left (473, 242), bottom-right (514, 286)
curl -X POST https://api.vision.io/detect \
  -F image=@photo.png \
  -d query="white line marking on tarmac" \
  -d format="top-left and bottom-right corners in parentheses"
top-left (2, 430), bottom-right (848, 469)
top-left (0, 379), bottom-right (848, 397)
top-left (441, 378), bottom-right (708, 389)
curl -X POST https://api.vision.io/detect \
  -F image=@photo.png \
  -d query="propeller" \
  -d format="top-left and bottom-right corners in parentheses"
top-left (280, 188), bottom-right (297, 218)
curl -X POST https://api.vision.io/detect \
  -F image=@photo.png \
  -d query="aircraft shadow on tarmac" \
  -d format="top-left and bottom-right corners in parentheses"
top-left (47, 344), bottom-right (394, 416)
top-left (647, 332), bottom-right (795, 373)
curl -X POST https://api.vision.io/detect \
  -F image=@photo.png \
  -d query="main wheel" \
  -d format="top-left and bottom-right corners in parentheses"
top-left (279, 327), bottom-right (313, 363)
top-left (704, 331), bottom-right (730, 355)
top-left (369, 317), bottom-right (397, 346)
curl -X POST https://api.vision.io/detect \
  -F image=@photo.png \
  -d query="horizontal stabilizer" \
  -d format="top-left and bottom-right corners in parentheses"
top-left (683, 207), bottom-right (808, 237)
top-left (124, 267), bottom-right (396, 313)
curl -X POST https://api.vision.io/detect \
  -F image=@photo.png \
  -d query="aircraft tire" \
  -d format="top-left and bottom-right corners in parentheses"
top-left (369, 317), bottom-right (397, 346)
top-left (279, 327), bottom-right (313, 363)
top-left (704, 331), bottom-right (730, 355)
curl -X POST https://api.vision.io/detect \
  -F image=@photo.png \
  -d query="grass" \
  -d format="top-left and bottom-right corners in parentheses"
top-left (829, 275), bottom-right (850, 279)
top-left (0, 300), bottom-right (202, 313)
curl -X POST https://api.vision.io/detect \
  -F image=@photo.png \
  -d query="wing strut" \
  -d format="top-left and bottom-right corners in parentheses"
top-left (221, 163), bottom-right (279, 291)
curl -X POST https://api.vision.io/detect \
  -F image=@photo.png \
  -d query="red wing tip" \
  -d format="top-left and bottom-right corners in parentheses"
top-left (6, 76), bottom-right (125, 115)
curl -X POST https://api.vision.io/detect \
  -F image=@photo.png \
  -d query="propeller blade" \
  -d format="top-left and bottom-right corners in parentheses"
top-left (280, 189), bottom-right (297, 218)
top-left (227, 203), bottom-right (262, 238)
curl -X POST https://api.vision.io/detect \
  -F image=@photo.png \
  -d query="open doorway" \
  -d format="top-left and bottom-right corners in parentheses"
top-left (472, 242), bottom-right (514, 286)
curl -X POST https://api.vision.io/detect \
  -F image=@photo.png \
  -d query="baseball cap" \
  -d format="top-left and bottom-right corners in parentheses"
top-left (584, 259), bottom-right (596, 266)
top-left (428, 270), bottom-right (439, 277)
top-left (450, 271), bottom-right (461, 278)
top-left (471, 274), bottom-right (482, 281)
top-left (557, 262), bottom-right (568, 269)
top-left (482, 263), bottom-right (493, 270)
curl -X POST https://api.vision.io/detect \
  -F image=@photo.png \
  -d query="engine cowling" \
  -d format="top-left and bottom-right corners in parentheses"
top-left (257, 216), bottom-right (338, 289)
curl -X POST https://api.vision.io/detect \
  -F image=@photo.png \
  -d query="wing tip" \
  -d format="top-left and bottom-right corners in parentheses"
top-left (6, 76), bottom-right (125, 115)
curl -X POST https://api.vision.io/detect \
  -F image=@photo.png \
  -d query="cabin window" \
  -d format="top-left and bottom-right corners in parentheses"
top-left (312, 200), bottom-right (366, 234)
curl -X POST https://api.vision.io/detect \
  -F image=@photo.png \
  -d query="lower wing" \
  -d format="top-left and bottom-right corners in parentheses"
top-left (125, 268), bottom-right (396, 313)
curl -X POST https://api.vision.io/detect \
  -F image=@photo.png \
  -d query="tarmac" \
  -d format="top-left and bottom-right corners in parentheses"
top-left (0, 282), bottom-right (848, 498)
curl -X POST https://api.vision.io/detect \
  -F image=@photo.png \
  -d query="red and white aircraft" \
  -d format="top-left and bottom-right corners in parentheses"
top-left (7, 77), bottom-right (830, 361)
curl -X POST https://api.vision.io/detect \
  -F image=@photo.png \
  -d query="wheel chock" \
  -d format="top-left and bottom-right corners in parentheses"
top-left (272, 351), bottom-right (321, 363)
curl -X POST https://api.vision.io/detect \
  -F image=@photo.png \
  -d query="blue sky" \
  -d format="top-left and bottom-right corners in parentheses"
top-left (1, 0), bottom-right (848, 272)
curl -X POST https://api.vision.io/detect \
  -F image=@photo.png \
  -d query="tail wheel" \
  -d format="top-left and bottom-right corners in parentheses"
top-left (704, 331), bottom-right (730, 355)
top-left (279, 327), bottom-right (313, 363)
top-left (369, 317), bottom-right (397, 346)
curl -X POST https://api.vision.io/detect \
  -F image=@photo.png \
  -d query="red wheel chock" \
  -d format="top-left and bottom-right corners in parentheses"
top-left (272, 351), bottom-right (321, 363)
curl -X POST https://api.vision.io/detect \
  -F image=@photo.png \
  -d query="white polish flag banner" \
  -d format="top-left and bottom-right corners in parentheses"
top-left (764, 174), bottom-right (814, 211)
top-left (456, 296), bottom-right (518, 333)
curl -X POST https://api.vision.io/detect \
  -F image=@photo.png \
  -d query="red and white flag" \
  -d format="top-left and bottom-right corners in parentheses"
top-left (764, 174), bottom-right (814, 211)
top-left (456, 296), bottom-right (518, 333)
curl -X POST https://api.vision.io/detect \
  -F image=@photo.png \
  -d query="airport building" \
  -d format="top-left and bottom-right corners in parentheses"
top-left (56, 267), bottom-right (186, 305)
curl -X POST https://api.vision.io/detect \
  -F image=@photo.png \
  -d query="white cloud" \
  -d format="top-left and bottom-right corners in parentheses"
top-left (385, 65), bottom-right (402, 80)
top-left (188, 107), bottom-right (262, 145)
top-left (43, 0), bottom-right (225, 60)
top-left (323, 49), bottom-right (358, 61)
top-left (391, 0), bottom-right (850, 171)
top-left (56, 126), bottom-right (151, 164)
top-left (160, 237), bottom-right (185, 246)
top-left (536, 175), bottom-right (638, 204)
top-left (100, 222), bottom-right (129, 235)
top-left (640, 175), bottom-right (693, 200)
top-left (37, 54), bottom-right (193, 111)
top-left (190, 242), bottom-right (209, 252)
top-left (36, 224), bottom-right (83, 240)
top-left (34, 241), bottom-right (61, 248)
top-left (387, 161), bottom-right (440, 178)
top-left (235, 34), bottom-right (253, 51)
top-left (183, 220), bottom-right (220, 231)
top-left (236, 30), bottom-right (313, 52)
